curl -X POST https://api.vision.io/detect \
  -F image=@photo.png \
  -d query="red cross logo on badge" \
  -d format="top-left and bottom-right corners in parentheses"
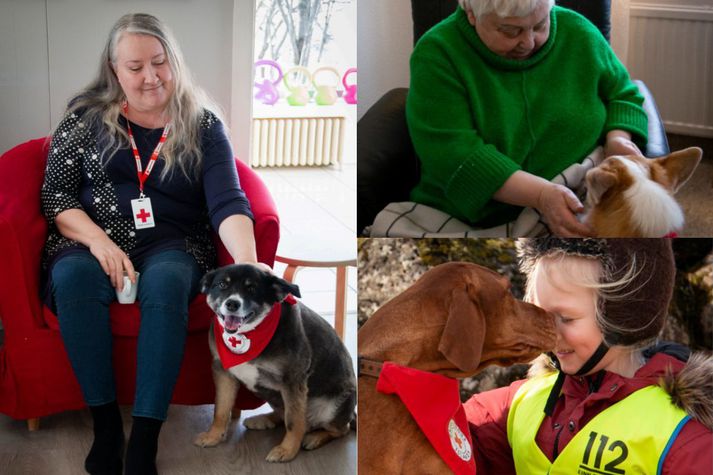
top-left (448, 419), bottom-right (472, 462)
top-left (135, 208), bottom-right (151, 222)
top-left (130, 197), bottom-right (155, 229)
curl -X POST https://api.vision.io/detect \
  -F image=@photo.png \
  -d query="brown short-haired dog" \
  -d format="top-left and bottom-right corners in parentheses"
top-left (358, 262), bottom-right (556, 474)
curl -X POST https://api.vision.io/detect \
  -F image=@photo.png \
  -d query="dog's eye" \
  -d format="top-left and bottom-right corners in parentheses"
top-left (217, 281), bottom-right (228, 290)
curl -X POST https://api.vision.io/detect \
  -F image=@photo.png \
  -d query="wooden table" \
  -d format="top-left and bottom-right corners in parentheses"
top-left (275, 235), bottom-right (356, 340)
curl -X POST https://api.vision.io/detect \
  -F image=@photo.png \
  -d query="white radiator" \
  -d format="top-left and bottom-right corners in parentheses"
top-left (251, 116), bottom-right (345, 167)
top-left (627, 3), bottom-right (713, 137)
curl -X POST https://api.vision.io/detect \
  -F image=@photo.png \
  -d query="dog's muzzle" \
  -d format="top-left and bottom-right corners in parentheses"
top-left (221, 312), bottom-right (252, 333)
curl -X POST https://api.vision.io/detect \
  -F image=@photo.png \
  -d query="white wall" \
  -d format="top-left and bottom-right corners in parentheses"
top-left (0, 0), bottom-right (51, 151)
top-left (626, 0), bottom-right (713, 137)
top-left (610, 0), bottom-right (631, 65)
top-left (0, 0), bottom-right (254, 161)
top-left (357, 0), bottom-right (412, 120)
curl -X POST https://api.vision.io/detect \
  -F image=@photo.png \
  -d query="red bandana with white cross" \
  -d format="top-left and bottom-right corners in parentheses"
top-left (213, 295), bottom-right (297, 370)
top-left (376, 362), bottom-right (476, 475)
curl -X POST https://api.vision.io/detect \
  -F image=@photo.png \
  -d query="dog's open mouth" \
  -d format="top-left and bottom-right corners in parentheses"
top-left (222, 312), bottom-right (255, 333)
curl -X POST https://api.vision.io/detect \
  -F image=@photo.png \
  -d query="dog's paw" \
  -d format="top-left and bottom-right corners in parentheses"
top-left (302, 431), bottom-right (332, 450)
top-left (244, 414), bottom-right (277, 430)
top-left (265, 444), bottom-right (299, 463)
top-left (193, 429), bottom-right (226, 447)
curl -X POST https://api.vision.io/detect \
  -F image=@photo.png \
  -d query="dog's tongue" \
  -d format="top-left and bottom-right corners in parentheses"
top-left (224, 315), bottom-right (242, 332)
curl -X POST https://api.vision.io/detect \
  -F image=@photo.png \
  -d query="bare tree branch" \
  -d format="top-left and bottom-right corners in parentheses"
top-left (257, 0), bottom-right (350, 67)
top-left (258, 0), bottom-right (280, 58)
top-left (276, 0), bottom-right (300, 64)
top-left (317, 0), bottom-right (336, 62)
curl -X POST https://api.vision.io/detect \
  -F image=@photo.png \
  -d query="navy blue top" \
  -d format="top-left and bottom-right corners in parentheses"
top-left (41, 109), bottom-right (252, 282)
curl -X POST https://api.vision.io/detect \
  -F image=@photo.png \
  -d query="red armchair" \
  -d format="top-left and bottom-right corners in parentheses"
top-left (0, 137), bottom-right (279, 428)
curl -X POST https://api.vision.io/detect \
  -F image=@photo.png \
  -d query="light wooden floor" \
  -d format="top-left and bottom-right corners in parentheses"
top-left (0, 404), bottom-right (356, 474)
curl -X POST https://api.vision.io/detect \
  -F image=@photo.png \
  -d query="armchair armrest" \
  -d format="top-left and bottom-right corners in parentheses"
top-left (0, 216), bottom-right (46, 335)
top-left (236, 159), bottom-right (279, 268)
top-left (634, 80), bottom-right (670, 158)
top-left (357, 88), bottom-right (420, 234)
top-left (0, 138), bottom-right (51, 334)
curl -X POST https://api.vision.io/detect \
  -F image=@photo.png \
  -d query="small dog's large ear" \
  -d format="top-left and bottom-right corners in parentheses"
top-left (585, 167), bottom-right (617, 205)
top-left (656, 147), bottom-right (702, 193)
top-left (270, 274), bottom-right (301, 300)
top-left (200, 269), bottom-right (219, 294)
top-left (438, 283), bottom-right (484, 374)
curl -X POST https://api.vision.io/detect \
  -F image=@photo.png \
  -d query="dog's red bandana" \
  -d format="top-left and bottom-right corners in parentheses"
top-left (214, 295), bottom-right (297, 370)
top-left (376, 361), bottom-right (476, 475)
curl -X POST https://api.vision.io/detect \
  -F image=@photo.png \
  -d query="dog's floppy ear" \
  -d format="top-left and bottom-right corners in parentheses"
top-left (656, 147), bottom-right (702, 193)
top-left (200, 269), bottom-right (219, 294)
top-left (269, 274), bottom-right (301, 301)
top-left (438, 283), bottom-right (485, 373)
top-left (585, 166), bottom-right (617, 205)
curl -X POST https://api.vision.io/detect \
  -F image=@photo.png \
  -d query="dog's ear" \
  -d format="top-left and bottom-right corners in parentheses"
top-left (438, 283), bottom-right (485, 373)
top-left (269, 274), bottom-right (301, 301)
top-left (656, 147), bottom-right (702, 193)
top-left (585, 166), bottom-right (617, 205)
top-left (200, 269), bottom-right (219, 294)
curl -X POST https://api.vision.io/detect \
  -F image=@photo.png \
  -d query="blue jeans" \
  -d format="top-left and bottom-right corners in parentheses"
top-left (51, 249), bottom-right (202, 420)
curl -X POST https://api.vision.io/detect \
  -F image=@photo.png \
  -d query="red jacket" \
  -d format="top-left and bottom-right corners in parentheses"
top-left (464, 351), bottom-right (713, 474)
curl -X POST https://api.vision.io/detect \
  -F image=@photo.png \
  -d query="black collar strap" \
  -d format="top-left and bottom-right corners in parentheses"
top-left (358, 356), bottom-right (384, 378)
top-left (543, 341), bottom-right (610, 416)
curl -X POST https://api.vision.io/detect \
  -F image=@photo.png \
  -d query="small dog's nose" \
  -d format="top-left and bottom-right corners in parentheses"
top-left (225, 299), bottom-right (240, 312)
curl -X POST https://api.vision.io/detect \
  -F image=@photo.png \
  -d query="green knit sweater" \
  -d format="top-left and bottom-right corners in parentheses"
top-left (406, 6), bottom-right (648, 227)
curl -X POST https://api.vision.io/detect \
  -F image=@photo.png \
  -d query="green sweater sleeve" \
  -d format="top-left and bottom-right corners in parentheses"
top-left (406, 40), bottom-right (521, 222)
top-left (597, 39), bottom-right (648, 147)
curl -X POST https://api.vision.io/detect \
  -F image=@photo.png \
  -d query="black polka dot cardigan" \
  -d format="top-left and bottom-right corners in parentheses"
top-left (41, 109), bottom-right (253, 277)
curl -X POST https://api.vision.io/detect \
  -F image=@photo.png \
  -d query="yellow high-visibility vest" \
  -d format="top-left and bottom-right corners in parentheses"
top-left (507, 372), bottom-right (690, 475)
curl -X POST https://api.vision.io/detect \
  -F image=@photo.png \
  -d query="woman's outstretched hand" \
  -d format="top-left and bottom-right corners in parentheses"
top-left (243, 261), bottom-right (273, 274)
top-left (493, 171), bottom-right (594, 237)
top-left (536, 183), bottom-right (594, 237)
top-left (605, 130), bottom-right (643, 158)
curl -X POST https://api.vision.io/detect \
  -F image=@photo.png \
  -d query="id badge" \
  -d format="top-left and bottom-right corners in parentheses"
top-left (223, 332), bottom-right (251, 354)
top-left (130, 197), bottom-right (156, 229)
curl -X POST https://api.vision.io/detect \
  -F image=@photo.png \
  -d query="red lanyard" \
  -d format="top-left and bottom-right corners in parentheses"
top-left (123, 102), bottom-right (171, 197)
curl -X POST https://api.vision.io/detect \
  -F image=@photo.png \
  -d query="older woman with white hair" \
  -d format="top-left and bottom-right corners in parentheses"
top-left (406, 0), bottom-right (647, 236)
top-left (41, 13), bottom-right (265, 474)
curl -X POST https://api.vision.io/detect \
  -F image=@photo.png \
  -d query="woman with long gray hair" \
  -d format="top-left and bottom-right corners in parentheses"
top-left (41, 13), bottom-right (266, 474)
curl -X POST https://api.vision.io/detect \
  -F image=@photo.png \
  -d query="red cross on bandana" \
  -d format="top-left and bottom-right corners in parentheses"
top-left (376, 362), bottom-right (476, 475)
top-left (214, 295), bottom-right (298, 369)
top-left (136, 208), bottom-right (151, 223)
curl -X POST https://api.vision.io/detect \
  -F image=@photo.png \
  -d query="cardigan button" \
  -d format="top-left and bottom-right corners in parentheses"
top-left (568, 420), bottom-right (575, 432)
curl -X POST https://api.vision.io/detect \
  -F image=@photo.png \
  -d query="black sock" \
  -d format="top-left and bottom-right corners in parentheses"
top-left (85, 401), bottom-right (124, 475)
top-left (124, 416), bottom-right (163, 475)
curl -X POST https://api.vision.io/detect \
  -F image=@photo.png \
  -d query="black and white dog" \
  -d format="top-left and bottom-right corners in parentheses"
top-left (194, 264), bottom-right (356, 463)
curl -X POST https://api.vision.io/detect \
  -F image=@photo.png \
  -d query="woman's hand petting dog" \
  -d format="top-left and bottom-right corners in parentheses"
top-left (243, 261), bottom-right (273, 274)
top-left (605, 130), bottom-right (643, 158)
top-left (537, 183), bottom-right (594, 237)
